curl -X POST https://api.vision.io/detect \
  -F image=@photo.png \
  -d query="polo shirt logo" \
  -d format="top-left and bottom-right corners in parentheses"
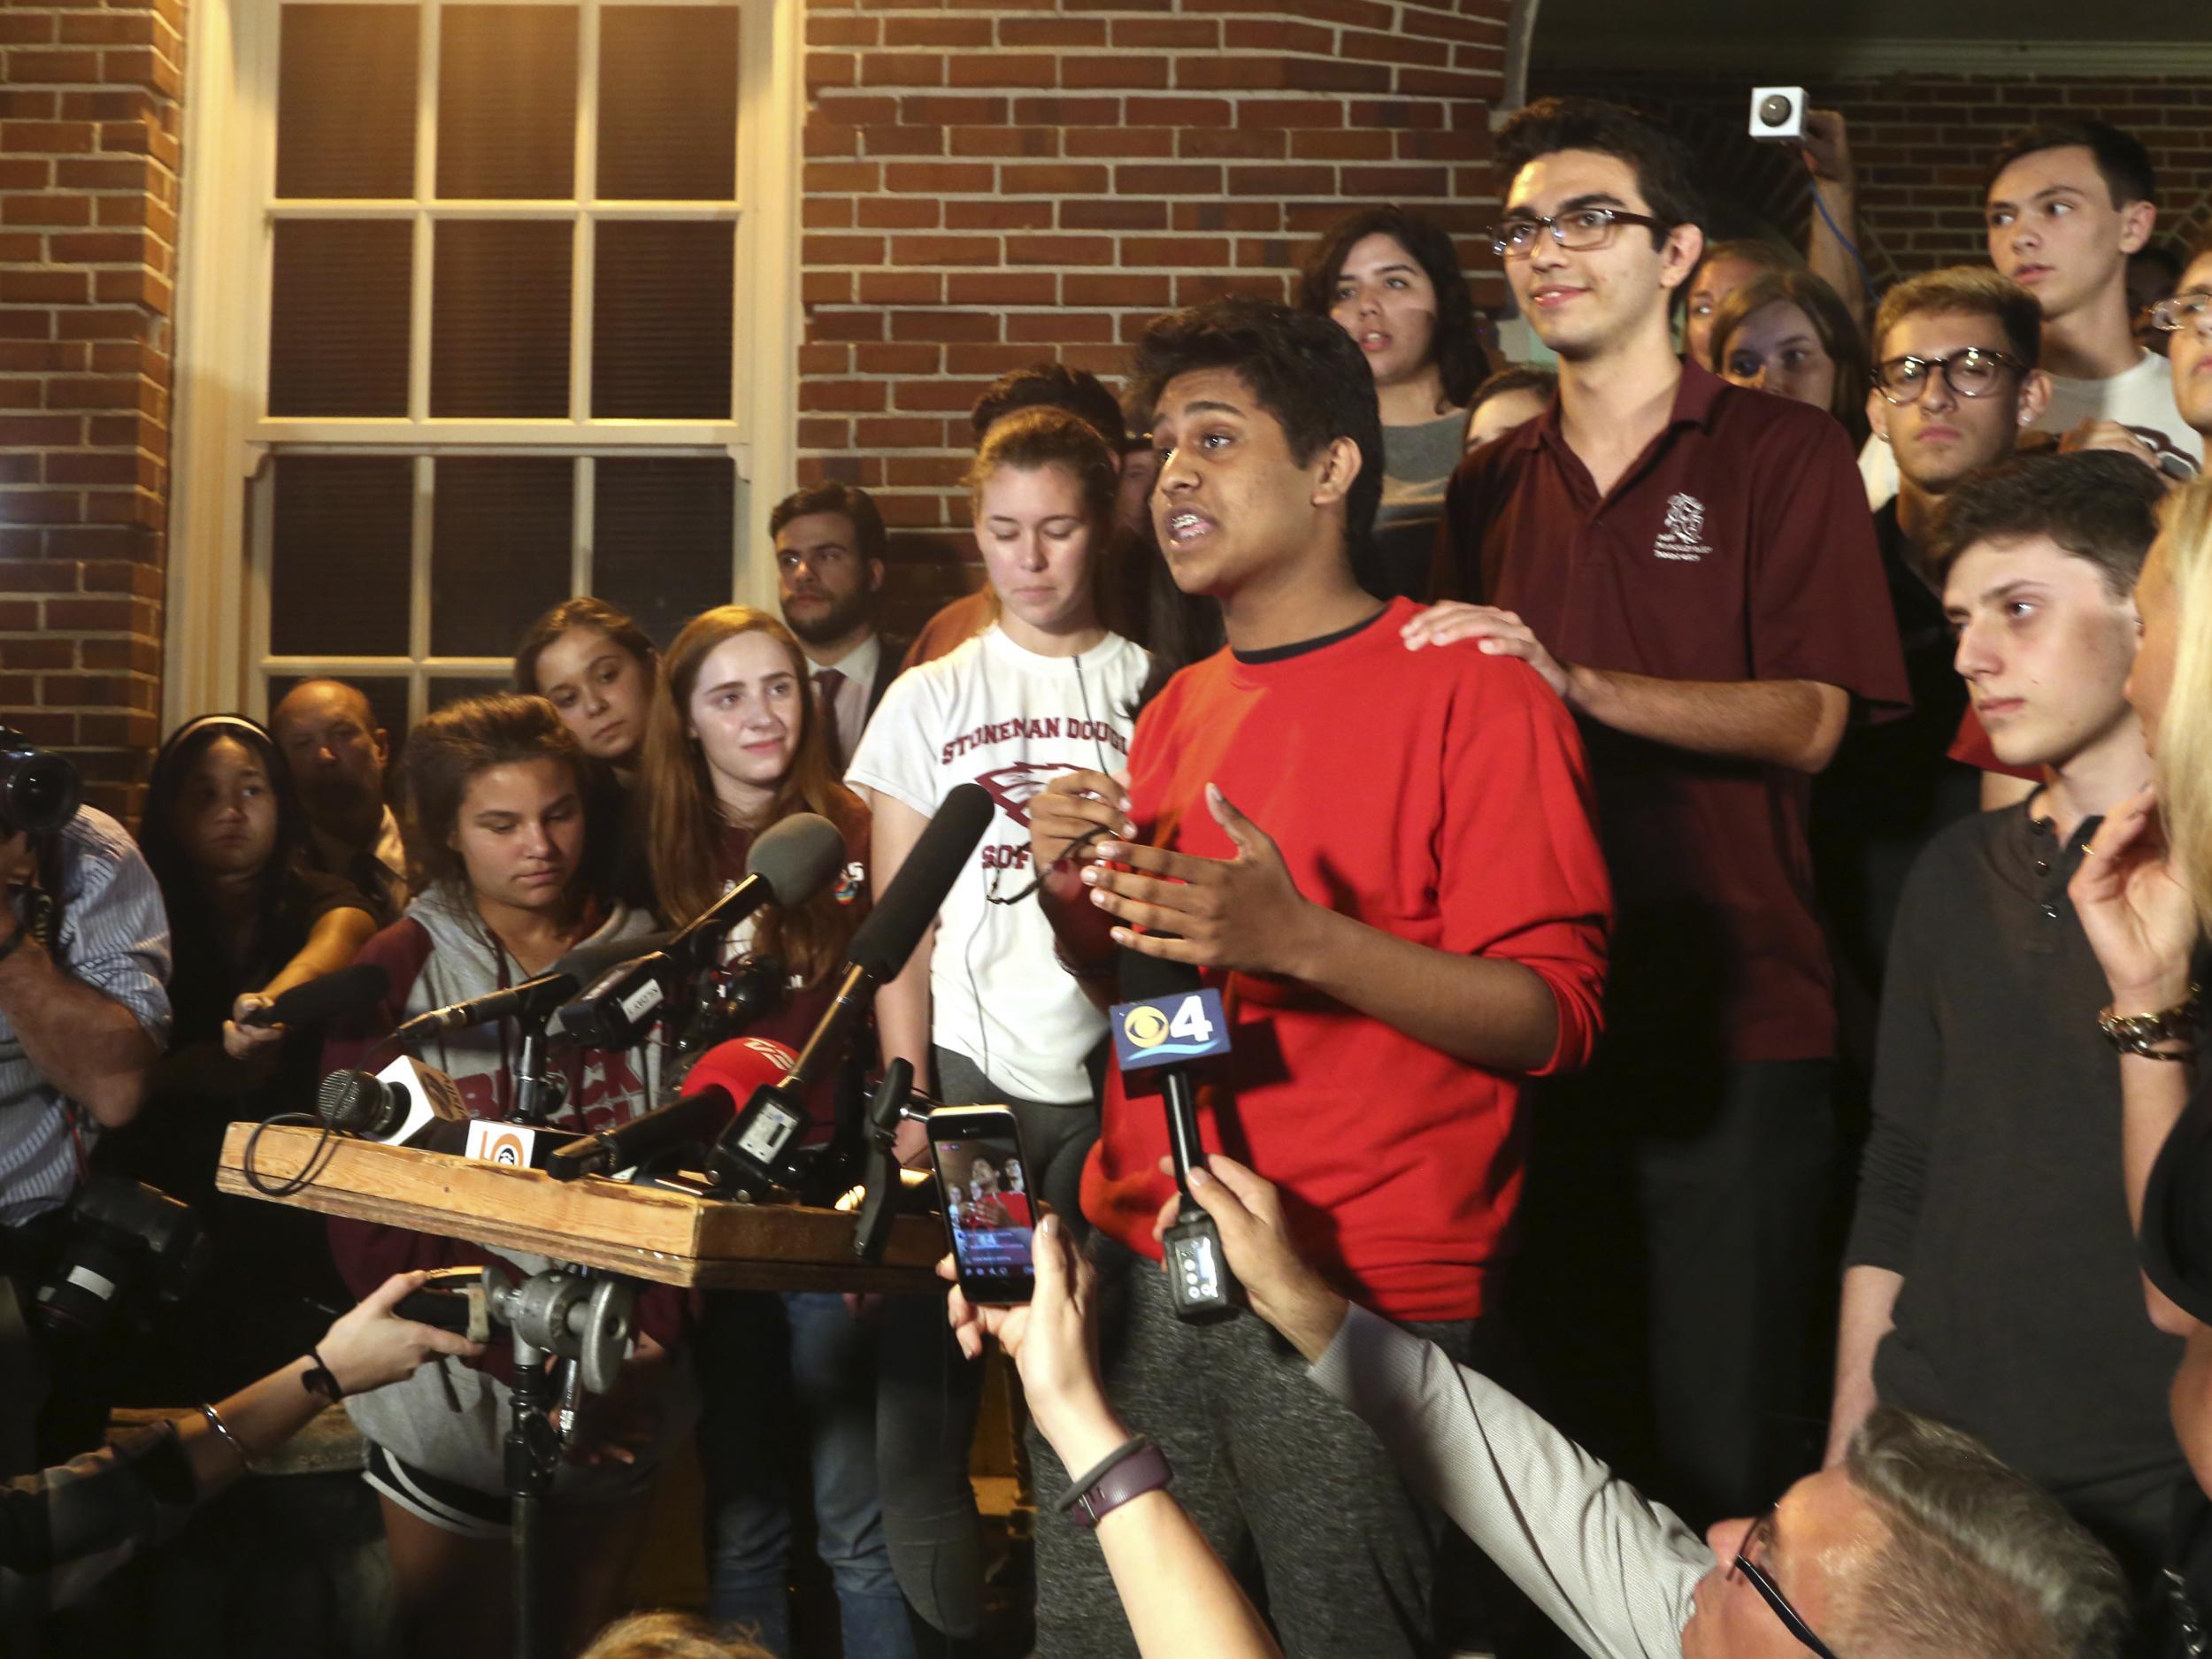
top-left (1654, 492), bottom-right (1712, 562)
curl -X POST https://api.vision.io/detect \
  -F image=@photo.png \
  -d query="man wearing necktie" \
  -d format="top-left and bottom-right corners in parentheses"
top-left (771, 483), bottom-right (910, 778)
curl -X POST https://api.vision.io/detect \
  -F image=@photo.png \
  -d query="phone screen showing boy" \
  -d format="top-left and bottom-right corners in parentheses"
top-left (934, 1133), bottom-right (1037, 1303)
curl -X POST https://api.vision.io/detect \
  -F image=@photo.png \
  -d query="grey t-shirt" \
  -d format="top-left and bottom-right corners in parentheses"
top-left (1370, 409), bottom-right (1471, 600)
top-left (0, 808), bottom-right (171, 1225)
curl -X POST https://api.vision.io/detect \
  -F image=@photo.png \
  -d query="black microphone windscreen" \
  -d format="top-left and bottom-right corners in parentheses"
top-left (250, 962), bottom-right (393, 1029)
top-left (553, 929), bottom-right (673, 991)
top-left (1118, 948), bottom-right (1201, 1004)
top-left (745, 812), bottom-right (846, 909)
top-left (847, 784), bottom-right (994, 980)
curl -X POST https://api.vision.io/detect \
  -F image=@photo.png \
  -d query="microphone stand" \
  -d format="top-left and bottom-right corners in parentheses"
top-left (852, 1060), bottom-right (939, 1263)
top-left (511, 1013), bottom-right (563, 1126)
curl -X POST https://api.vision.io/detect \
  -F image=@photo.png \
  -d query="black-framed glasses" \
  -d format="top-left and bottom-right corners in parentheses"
top-left (1870, 347), bottom-right (2027, 404)
top-left (1491, 207), bottom-right (1671, 258)
top-left (2150, 292), bottom-right (2212, 333)
top-left (1732, 1510), bottom-right (1841, 1659)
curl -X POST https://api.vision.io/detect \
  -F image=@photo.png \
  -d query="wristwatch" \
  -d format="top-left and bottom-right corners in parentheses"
top-left (1065, 1440), bottom-right (1173, 1530)
top-left (2099, 987), bottom-right (2200, 1056)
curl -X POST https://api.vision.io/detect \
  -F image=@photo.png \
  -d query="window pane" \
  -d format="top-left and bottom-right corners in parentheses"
top-left (277, 5), bottom-right (418, 199)
top-left (269, 457), bottom-right (414, 657)
top-left (436, 5), bottom-right (576, 200)
top-left (592, 457), bottom-right (733, 646)
top-left (429, 456), bottom-right (573, 657)
top-left (428, 676), bottom-right (511, 713)
top-left (268, 220), bottom-right (411, 417)
top-left (598, 6), bottom-right (738, 202)
top-left (431, 220), bottom-right (572, 418)
top-left (593, 220), bottom-right (732, 419)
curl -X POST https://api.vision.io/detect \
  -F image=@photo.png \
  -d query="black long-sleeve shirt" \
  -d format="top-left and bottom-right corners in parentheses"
top-left (1847, 801), bottom-right (2185, 1567)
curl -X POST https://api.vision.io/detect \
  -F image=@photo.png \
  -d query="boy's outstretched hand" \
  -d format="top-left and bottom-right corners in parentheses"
top-left (1084, 783), bottom-right (1318, 978)
top-left (1152, 1155), bottom-right (1348, 1363)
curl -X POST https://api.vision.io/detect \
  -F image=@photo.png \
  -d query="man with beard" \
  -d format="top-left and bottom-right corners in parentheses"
top-left (269, 678), bottom-right (409, 925)
top-left (770, 482), bottom-right (908, 777)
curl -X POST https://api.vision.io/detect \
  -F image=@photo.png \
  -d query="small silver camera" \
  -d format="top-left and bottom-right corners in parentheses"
top-left (1749, 87), bottom-right (1807, 142)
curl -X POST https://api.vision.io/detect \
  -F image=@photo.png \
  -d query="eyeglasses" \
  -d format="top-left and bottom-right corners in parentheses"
top-left (2149, 292), bottom-right (2212, 333)
top-left (1870, 347), bottom-right (2027, 404)
top-left (1732, 1510), bottom-right (1841, 1659)
top-left (1491, 207), bottom-right (1672, 258)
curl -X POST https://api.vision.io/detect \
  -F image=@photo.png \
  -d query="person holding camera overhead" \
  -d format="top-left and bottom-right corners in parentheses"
top-left (0, 734), bottom-right (172, 1471)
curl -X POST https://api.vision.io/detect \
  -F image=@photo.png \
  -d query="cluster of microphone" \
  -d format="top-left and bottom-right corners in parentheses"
top-left (296, 785), bottom-right (995, 1200)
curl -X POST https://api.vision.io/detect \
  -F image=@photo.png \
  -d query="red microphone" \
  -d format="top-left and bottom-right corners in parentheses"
top-left (547, 1036), bottom-right (798, 1182)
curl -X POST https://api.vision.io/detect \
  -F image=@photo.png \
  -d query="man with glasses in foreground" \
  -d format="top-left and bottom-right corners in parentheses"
top-left (1043, 1151), bottom-right (2129, 1659)
top-left (1422, 96), bottom-right (1908, 1527)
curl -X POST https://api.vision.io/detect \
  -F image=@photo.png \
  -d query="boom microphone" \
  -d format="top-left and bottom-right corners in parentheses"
top-left (555, 814), bottom-right (846, 1050)
top-left (239, 963), bottom-right (392, 1030)
top-left (394, 931), bottom-right (672, 1043)
top-left (547, 1036), bottom-right (798, 1183)
top-left (709, 784), bottom-right (994, 1193)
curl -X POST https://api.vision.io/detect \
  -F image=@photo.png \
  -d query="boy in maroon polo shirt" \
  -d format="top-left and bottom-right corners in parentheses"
top-left (1423, 97), bottom-right (1910, 1527)
top-left (1025, 298), bottom-right (1610, 1658)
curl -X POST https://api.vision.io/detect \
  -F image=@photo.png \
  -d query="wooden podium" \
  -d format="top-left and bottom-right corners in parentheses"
top-left (216, 1121), bottom-right (943, 1291)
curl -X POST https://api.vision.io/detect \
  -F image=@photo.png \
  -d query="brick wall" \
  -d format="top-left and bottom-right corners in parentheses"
top-left (1534, 66), bottom-right (2212, 296)
top-left (797, 1), bottom-right (1515, 631)
top-left (0, 0), bottom-right (180, 819)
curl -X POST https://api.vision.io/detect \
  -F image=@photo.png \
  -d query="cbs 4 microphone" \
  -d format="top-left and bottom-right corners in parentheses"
top-left (548, 1035), bottom-right (799, 1183)
top-left (709, 782), bottom-right (995, 1196)
top-left (555, 811), bottom-right (847, 1050)
top-left (1113, 950), bottom-right (1240, 1324)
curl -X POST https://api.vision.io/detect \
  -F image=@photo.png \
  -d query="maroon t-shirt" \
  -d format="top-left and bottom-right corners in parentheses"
top-left (1435, 362), bottom-right (1909, 1064)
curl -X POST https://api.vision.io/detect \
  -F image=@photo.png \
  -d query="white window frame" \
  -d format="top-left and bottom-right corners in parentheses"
top-left (165, 0), bottom-right (801, 727)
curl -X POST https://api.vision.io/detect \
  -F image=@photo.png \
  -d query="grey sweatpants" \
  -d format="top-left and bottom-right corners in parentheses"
top-left (1030, 1235), bottom-right (1475, 1659)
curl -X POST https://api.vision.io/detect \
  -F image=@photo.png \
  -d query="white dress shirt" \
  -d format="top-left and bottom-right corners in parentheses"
top-left (809, 632), bottom-right (882, 774)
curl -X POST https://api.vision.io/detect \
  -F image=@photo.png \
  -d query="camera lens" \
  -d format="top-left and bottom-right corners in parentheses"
top-left (0, 749), bottom-right (81, 836)
top-left (1758, 93), bottom-right (1794, 128)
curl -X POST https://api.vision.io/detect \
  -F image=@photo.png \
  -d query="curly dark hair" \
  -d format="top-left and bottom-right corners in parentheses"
top-left (1132, 297), bottom-right (1386, 595)
top-left (1295, 205), bottom-right (1491, 410)
top-left (969, 361), bottom-right (1126, 451)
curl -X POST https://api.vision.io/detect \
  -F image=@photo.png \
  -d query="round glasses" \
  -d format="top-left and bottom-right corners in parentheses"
top-left (1490, 207), bottom-right (1671, 259)
top-left (1870, 347), bottom-right (2027, 405)
top-left (2150, 292), bottom-right (2212, 333)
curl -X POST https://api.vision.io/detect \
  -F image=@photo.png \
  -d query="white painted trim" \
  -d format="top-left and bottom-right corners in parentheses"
top-left (164, 0), bottom-right (796, 719)
top-left (165, 0), bottom-right (271, 731)
top-left (1534, 36), bottom-right (2212, 77)
top-left (732, 0), bottom-right (802, 614)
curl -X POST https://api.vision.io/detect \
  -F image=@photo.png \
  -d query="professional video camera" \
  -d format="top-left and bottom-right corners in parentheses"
top-left (0, 726), bottom-right (81, 837)
top-left (33, 1174), bottom-right (209, 1340)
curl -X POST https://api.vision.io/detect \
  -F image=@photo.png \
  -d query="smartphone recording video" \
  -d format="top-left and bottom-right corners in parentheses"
top-left (927, 1106), bottom-right (1037, 1305)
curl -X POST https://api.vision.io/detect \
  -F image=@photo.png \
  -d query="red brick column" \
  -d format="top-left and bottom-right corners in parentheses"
top-left (0, 0), bottom-right (181, 820)
top-left (798, 1), bottom-right (1515, 628)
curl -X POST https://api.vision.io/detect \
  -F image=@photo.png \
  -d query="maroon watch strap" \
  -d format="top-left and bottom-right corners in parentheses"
top-left (1070, 1442), bottom-right (1173, 1529)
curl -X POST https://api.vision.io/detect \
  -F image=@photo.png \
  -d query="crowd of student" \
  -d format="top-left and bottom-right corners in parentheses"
top-left (4, 88), bottom-right (2212, 1659)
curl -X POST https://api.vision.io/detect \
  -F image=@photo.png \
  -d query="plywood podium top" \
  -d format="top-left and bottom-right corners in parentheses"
top-left (216, 1121), bottom-right (944, 1291)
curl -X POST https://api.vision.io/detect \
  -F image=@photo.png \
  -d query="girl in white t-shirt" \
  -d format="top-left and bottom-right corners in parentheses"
top-left (847, 405), bottom-right (1149, 1178)
top-left (843, 407), bottom-right (1148, 1649)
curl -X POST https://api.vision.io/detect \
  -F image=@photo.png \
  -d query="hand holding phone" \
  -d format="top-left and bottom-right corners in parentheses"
top-left (927, 1105), bottom-right (1038, 1305)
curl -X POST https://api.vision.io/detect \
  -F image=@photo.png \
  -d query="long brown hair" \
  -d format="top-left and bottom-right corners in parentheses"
top-left (640, 605), bottom-right (863, 985)
top-left (964, 405), bottom-right (1121, 627)
top-left (1709, 269), bottom-right (1872, 446)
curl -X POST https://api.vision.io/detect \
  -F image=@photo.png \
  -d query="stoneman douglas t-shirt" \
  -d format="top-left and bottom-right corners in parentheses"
top-left (846, 625), bottom-right (1150, 1104)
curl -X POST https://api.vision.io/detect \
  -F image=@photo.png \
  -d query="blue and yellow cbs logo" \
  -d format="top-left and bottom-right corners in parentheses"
top-left (1122, 1002), bottom-right (1171, 1050)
